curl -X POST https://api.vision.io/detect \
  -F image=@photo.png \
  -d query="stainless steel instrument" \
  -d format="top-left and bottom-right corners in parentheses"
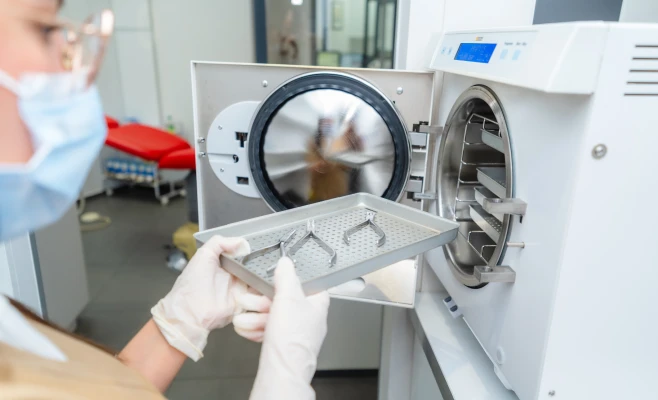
top-left (289, 220), bottom-right (337, 267)
top-left (242, 229), bottom-right (297, 276)
top-left (343, 210), bottom-right (386, 247)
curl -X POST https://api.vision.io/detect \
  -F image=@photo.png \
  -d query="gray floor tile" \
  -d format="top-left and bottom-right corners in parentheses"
top-left (166, 376), bottom-right (378, 400)
top-left (177, 327), bottom-right (262, 379)
top-left (85, 266), bottom-right (119, 300)
top-left (122, 235), bottom-right (176, 267)
top-left (166, 377), bottom-right (255, 400)
top-left (87, 267), bottom-right (175, 311)
top-left (313, 376), bottom-right (379, 400)
top-left (82, 230), bottom-right (136, 266)
top-left (75, 309), bottom-right (151, 352)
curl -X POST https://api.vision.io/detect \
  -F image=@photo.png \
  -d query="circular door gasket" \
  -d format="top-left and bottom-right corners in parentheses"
top-left (248, 71), bottom-right (411, 212)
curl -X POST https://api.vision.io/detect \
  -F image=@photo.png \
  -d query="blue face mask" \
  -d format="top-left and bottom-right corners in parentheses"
top-left (0, 69), bottom-right (107, 241)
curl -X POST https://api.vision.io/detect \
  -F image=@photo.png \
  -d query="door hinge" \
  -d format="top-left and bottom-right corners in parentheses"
top-left (413, 192), bottom-right (437, 200)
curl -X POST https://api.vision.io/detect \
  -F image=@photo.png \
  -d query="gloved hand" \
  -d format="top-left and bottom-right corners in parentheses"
top-left (151, 236), bottom-right (251, 361)
top-left (233, 258), bottom-right (330, 400)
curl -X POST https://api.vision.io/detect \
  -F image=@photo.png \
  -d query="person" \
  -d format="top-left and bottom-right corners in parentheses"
top-left (0, 1), bottom-right (330, 399)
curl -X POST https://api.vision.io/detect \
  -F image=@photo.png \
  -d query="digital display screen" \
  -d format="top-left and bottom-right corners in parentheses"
top-left (454, 43), bottom-right (497, 63)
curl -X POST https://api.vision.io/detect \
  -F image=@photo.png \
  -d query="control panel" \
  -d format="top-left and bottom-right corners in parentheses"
top-left (438, 34), bottom-right (533, 65)
top-left (430, 23), bottom-right (609, 94)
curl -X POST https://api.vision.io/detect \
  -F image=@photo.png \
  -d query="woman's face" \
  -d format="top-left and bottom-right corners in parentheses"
top-left (0, 0), bottom-right (63, 164)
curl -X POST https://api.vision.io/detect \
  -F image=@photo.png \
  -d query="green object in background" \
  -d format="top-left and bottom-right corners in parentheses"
top-left (166, 115), bottom-right (176, 134)
top-left (317, 51), bottom-right (341, 67)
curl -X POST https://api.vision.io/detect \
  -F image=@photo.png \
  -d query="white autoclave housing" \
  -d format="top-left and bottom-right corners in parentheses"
top-left (423, 22), bottom-right (658, 399)
top-left (192, 21), bottom-right (658, 400)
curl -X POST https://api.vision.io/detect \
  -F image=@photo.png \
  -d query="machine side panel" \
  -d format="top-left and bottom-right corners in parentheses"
top-left (538, 25), bottom-right (658, 400)
top-left (428, 72), bottom-right (592, 400)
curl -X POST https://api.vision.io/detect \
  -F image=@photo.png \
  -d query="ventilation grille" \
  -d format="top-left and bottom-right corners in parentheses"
top-left (625, 44), bottom-right (658, 96)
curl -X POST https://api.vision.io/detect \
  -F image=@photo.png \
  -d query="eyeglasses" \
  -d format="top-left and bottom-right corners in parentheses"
top-left (27, 9), bottom-right (115, 86)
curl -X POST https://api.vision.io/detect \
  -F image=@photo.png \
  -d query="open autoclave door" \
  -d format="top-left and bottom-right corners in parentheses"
top-left (192, 61), bottom-right (445, 308)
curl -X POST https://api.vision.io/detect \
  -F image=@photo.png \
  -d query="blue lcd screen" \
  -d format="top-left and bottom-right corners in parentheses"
top-left (454, 43), bottom-right (497, 63)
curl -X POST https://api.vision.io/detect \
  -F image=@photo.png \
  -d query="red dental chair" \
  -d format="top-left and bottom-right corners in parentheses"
top-left (104, 116), bottom-right (200, 267)
top-left (104, 117), bottom-right (197, 205)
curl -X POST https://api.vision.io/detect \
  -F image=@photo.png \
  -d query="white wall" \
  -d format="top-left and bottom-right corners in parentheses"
top-left (266, 0), bottom-right (313, 65)
top-left (34, 207), bottom-right (89, 329)
top-left (325, 0), bottom-right (367, 53)
top-left (151, 0), bottom-right (255, 141)
top-left (0, 243), bottom-right (14, 297)
top-left (63, 0), bottom-right (255, 142)
top-left (620, 0), bottom-right (658, 22)
top-left (60, 0), bottom-right (127, 120)
top-left (113, 0), bottom-right (162, 127)
top-left (396, 0), bottom-right (537, 71)
top-left (0, 235), bottom-right (44, 316)
top-left (60, 0), bottom-right (134, 196)
top-left (0, 210), bottom-right (89, 328)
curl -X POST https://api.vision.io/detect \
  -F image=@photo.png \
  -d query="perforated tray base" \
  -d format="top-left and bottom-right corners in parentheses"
top-left (194, 193), bottom-right (459, 298)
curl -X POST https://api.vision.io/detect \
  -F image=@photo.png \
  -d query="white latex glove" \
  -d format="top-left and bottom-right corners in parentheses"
top-left (233, 257), bottom-right (330, 400)
top-left (151, 236), bottom-right (251, 361)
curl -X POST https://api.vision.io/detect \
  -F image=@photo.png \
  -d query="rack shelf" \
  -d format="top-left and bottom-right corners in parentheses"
top-left (474, 187), bottom-right (504, 222)
top-left (477, 167), bottom-right (506, 199)
top-left (470, 205), bottom-right (502, 242)
top-left (481, 129), bottom-right (504, 153)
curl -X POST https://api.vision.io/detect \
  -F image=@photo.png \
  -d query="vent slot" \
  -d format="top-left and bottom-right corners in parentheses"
top-left (626, 45), bottom-right (658, 96)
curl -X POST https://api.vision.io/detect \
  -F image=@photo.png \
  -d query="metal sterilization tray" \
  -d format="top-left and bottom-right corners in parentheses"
top-left (194, 193), bottom-right (459, 298)
top-left (481, 129), bottom-right (504, 153)
top-left (474, 187), bottom-right (504, 222)
top-left (470, 204), bottom-right (503, 242)
top-left (477, 167), bottom-right (507, 199)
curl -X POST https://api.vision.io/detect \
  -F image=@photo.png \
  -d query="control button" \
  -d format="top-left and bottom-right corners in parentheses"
top-left (441, 47), bottom-right (446, 55)
top-left (500, 49), bottom-right (509, 60)
top-left (448, 47), bottom-right (453, 55)
top-left (512, 50), bottom-right (521, 61)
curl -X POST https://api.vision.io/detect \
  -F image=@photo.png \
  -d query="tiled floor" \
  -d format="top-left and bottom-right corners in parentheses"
top-left (76, 187), bottom-right (378, 399)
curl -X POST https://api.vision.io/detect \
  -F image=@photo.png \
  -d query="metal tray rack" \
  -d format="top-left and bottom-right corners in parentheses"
top-left (194, 193), bottom-right (459, 298)
top-left (451, 113), bottom-right (506, 266)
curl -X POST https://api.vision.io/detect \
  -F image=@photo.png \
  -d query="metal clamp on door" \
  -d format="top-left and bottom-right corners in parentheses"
top-left (407, 122), bottom-right (442, 202)
top-left (474, 265), bottom-right (516, 283)
top-left (482, 198), bottom-right (527, 216)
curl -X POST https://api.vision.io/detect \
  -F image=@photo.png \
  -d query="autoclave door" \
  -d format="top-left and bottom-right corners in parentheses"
top-left (193, 62), bottom-right (438, 307)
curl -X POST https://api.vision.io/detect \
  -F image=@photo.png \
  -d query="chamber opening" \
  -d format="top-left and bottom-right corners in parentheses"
top-left (248, 72), bottom-right (411, 212)
top-left (437, 86), bottom-right (513, 288)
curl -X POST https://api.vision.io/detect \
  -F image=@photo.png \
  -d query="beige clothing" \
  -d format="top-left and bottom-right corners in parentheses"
top-left (0, 320), bottom-right (163, 400)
